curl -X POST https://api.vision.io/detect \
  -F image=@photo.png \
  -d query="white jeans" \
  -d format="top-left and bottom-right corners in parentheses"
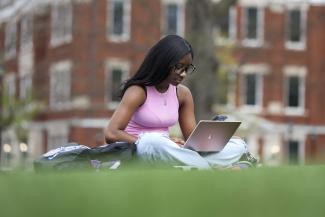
top-left (136, 132), bottom-right (247, 169)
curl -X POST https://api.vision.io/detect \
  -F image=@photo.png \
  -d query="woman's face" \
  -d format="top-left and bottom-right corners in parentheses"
top-left (165, 53), bottom-right (194, 86)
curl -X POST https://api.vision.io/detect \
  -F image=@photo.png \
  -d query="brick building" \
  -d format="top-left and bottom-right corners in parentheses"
top-left (0, 0), bottom-right (187, 166)
top-left (216, 0), bottom-right (325, 164)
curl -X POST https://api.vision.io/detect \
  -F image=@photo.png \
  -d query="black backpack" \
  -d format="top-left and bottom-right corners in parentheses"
top-left (33, 142), bottom-right (136, 171)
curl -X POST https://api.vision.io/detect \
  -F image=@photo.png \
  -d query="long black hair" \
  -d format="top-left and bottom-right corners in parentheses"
top-left (120, 35), bottom-right (194, 96)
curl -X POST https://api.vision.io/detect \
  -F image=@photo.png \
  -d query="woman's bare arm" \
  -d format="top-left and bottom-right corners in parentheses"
top-left (177, 84), bottom-right (197, 141)
top-left (104, 85), bottom-right (146, 144)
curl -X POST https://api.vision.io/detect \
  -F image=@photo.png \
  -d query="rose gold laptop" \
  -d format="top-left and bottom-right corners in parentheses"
top-left (183, 120), bottom-right (241, 153)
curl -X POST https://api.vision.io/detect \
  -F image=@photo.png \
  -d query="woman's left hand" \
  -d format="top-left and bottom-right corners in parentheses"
top-left (170, 137), bottom-right (185, 147)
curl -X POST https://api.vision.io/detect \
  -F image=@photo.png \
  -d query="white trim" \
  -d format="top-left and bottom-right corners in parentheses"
top-left (4, 20), bottom-right (17, 60)
top-left (20, 14), bottom-right (33, 50)
top-left (19, 14), bottom-right (34, 100)
top-left (229, 6), bottom-right (237, 41)
top-left (239, 0), bottom-right (268, 7)
top-left (105, 59), bottom-right (130, 109)
top-left (3, 73), bottom-right (16, 101)
top-left (29, 118), bottom-right (109, 129)
top-left (0, 1), bottom-right (90, 24)
top-left (71, 118), bottom-right (109, 128)
top-left (239, 0), bottom-right (325, 6)
top-left (240, 63), bottom-right (270, 75)
top-left (107, 0), bottom-right (131, 42)
top-left (283, 65), bottom-right (307, 77)
top-left (162, 0), bottom-right (186, 3)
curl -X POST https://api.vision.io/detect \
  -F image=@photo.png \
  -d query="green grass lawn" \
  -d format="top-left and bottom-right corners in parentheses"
top-left (1, 165), bottom-right (325, 217)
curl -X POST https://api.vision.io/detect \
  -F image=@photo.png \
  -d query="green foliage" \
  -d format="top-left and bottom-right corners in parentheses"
top-left (1, 90), bottom-right (44, 141)
top-left (0, 166), bottom-right (325, 217)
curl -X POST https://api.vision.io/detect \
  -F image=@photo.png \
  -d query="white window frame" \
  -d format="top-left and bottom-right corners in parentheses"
top-left (239, 64), bottom-right (268, 113)
top-left (3, 73), bottom-right (16, 106)
top-left (285, 5), bottom-right (307, 51)
top-left (20, 14), bottom-right (33, 50)
top-left (49, 60), bottom-right (72, 110)
top-left (241, 6), bottom-right (264, 47)
top-left (105, 59), bottom-right (129, 109)
top-left (50, 1), bottom-right (73, 47)
top-left (161, 0), bottom-right (185, 37)
top-left (286, 139), bottom-right (305, 165)
top-left (284, 125), bottom-right (306, 165)
top-left (47, 124), bottom-right (69, 151)
top-left (283, 66), bottom-right (306, 116)
top-left (19, 15), bottom-right (34, 100)
top-left (107, 0), bottom-right (131, 42)
top-left (19, 73), bottom-right (33, 100)
top-left (4, 21), bottom-right (17, 60)
top-left (216, 6), bottom-right (237, 44)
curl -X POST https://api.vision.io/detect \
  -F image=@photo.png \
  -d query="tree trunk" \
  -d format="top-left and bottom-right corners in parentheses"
top-left (185, 0), bottom-right (218, 120)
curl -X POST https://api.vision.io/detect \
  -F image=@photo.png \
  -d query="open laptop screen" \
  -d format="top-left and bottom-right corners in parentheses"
top-left (183, 121), bottom-right (241, 152)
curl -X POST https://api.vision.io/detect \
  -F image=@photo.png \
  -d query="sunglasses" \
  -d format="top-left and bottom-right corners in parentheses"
top-left (173, 63), bottom-right (196, 75)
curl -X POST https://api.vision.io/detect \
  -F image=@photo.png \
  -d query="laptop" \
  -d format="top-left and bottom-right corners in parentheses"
top-left (183, 120), bottom-right (241, 153)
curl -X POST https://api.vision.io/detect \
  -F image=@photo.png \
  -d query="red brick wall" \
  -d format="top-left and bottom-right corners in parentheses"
top-left (235, 5), bottom-right (325, 126)
top-left (305, 134), bottom-right (325, 164)
top-left (70, 127), bottom-right (105, 147)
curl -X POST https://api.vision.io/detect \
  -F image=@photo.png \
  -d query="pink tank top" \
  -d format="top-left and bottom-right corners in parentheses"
top-left (125, 85), bottom-right (179, 137)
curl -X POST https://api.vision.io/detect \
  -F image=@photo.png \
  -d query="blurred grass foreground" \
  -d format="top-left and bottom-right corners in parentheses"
top-left (1, 166), bottom-right (325, 217)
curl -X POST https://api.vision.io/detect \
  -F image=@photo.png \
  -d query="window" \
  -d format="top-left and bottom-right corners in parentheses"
top-left (285, 7), bottom-right (306, 50)
top-left (287, 76), bottom-right (300, 107)
top-left (242, 73), bottom-right (263, 108)
top-left (218, 6), bottom-right (236, 43)
top-left (283, 66), bottom-right (306, 115)
top-left (19, 15), bottom-right (34, 99)
top-left (105, 60), bottom-right (129, 108)
top-left (3, 73), bottom-right (16, 106)
top-left (49, 61), bottom-right (72, 110)
top-left (107, 0), bottom-right (131, 42)
top-left (47, 125), bottom-right (69, 151)
top-left (50, 2), bottom-right (73, 47)
top-left (19, 74), bottom-right (32, 99)
top-left (20, 15), bottom-right (33, 49)
top-left (284, 75), bottom-right (305, 112)
top-left (4, 21), bottom-right (17, 60)
top-left (239, 64), bottom-right (268, 113)
top-left (242, 6), bottom-right (264, 46)
top-left (244, 74), bottom-right (257, 105)
top-left (288, 140), bottom-right (299, 164)
top-left (162, 0), bottom-right (185, 36)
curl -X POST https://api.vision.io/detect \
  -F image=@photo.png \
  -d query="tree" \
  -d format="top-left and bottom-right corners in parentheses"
top-left (185, 0), bottom-right (219, 120)
top-left (0, 76), bottom-right (43, 166)
top-left (185, 0), bottom-right (238, 120)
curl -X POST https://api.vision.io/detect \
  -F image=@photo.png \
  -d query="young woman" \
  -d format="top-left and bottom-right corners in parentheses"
top-left (105, 35), bottom-right (253, 169)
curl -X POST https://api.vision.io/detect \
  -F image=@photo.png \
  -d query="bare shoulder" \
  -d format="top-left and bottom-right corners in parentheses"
top-left (177, 84), bottom-right (193, 105)
top-left (177, 84), bottom-right (192, 97)
top-left (122, 85), bottom-right (146, 106)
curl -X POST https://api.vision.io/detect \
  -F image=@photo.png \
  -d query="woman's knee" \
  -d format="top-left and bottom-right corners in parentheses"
top-left (227, 138), bottom-right (247, 155)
